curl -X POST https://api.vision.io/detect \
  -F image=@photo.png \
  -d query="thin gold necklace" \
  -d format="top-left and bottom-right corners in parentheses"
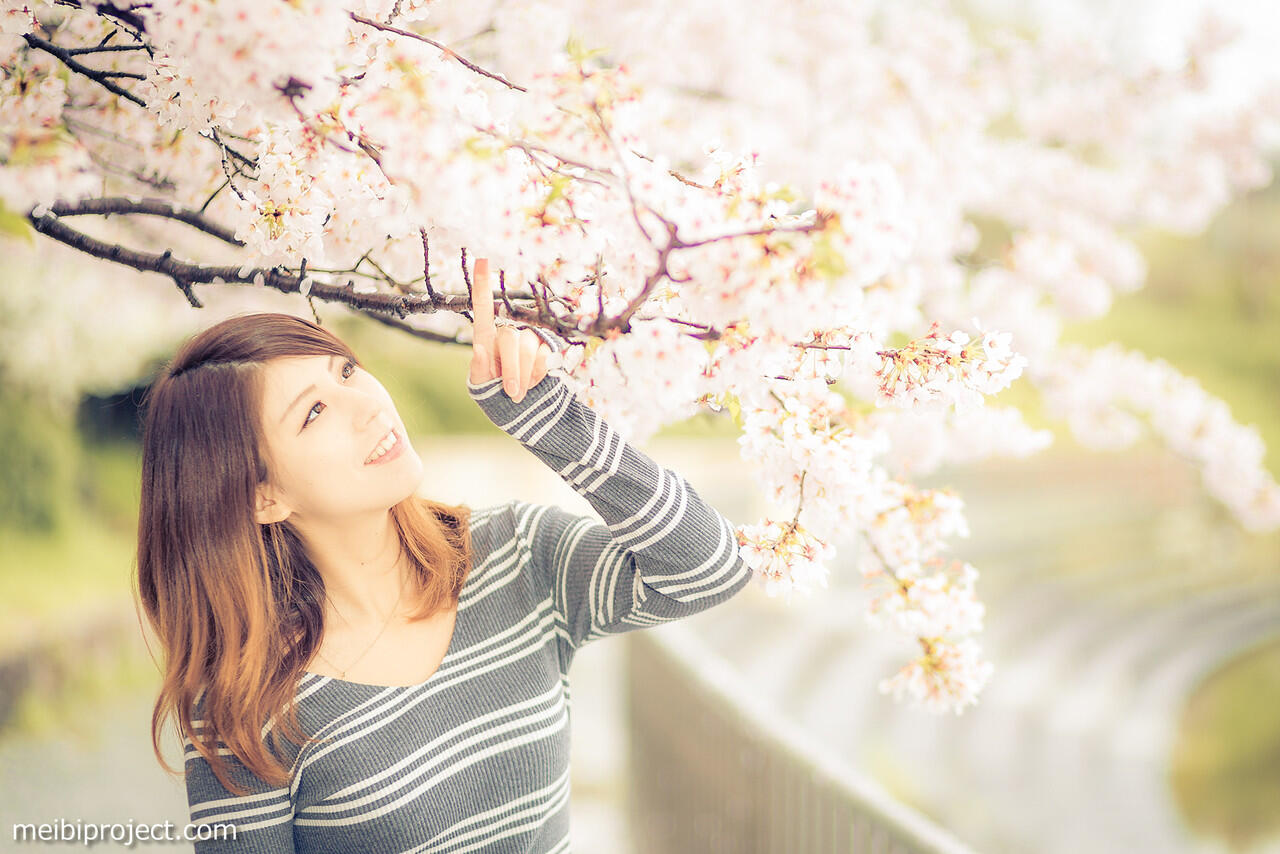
top-left (314, 566), bottom-right (408, 680)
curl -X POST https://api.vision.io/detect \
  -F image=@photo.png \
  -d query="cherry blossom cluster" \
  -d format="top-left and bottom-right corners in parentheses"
top-left (872, 318), bottom-right (1029, 413)
top-left (878, 636), bottom-right (993, 716)
top-left (735, 517), bottom-right (835, 599)
top-left (867, 558), bottom-right (993, 715)
top-left (2, 0), bottom-right (1278, 715)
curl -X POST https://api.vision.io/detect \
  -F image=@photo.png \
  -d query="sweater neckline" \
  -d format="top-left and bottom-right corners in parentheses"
top-left (301, 596), bottom-right (465, 691)
top-left (299, 506), bottom-right (495, 691)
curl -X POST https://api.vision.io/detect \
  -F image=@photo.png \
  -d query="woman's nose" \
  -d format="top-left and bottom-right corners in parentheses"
top-left (348, 387), bottom-right (386, 431)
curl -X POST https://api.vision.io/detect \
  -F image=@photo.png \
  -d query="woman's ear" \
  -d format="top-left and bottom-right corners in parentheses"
top-left (254, 483), bottom-right (293, 525)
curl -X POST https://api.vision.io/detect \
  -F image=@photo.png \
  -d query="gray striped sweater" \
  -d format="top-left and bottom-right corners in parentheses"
top-left (183, 371), bottom-right (755, 852)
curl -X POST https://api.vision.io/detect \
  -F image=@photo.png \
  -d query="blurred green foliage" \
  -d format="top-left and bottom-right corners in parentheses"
top-left (0, 385), bottom-right (80, 533)
top-left (1171, 637), bottom-right (1280, 851)
top-left (0, 438), bottom-right (139, 651)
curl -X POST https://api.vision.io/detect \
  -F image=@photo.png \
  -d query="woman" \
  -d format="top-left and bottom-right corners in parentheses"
top-left (135, 259), bottom-right (755, 853)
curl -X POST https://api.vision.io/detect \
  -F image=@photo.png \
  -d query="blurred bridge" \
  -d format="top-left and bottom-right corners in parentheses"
top-left (627, 444), bottom-right (1280, 854)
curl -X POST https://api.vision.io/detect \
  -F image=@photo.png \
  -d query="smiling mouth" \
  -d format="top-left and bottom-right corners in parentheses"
top-left (365, 428), bottom-right (401, 464)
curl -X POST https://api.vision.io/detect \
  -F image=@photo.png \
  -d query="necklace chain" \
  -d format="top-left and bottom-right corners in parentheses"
top-left (314, 566), bottom-right (408, 680)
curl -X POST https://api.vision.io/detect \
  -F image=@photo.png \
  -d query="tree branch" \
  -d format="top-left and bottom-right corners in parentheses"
top-left (418, 228), bottom-right (438, 302)
top-left (49, 197), bottom-right (244, 246)
top-left (21, 32), bottom-right (146, 107)
top-left (66, 43), bottom-right (148, 56)
top-left (348, 13), bottom-right (527, 93)
top-left (361, 311), bottom-right (472, 346)
top-left (24, 208), bottom-right (592, 344)
top-left (26, 209), bottom-right (467, 316)
top-left (58, 1), bottom-right (149, 35)
top-left (672, 214), bottom-right (830, 250)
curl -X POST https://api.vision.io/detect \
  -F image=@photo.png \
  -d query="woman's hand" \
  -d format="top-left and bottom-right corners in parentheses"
top-left (468, 258), bottom-right (550, 403)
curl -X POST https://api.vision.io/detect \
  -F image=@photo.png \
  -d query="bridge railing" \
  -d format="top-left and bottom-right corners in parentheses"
top-left (625, 622), bottom-right (981, 854)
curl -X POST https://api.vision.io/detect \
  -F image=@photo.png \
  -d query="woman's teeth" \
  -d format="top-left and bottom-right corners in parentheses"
top-left (367, 430), bottom-right (398, 463)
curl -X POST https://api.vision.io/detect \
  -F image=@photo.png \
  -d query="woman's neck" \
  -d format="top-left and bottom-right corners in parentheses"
top-left (298, 509), bottom-right (408, 627)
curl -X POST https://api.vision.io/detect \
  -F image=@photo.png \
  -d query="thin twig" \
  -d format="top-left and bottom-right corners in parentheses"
top-left (65, 1), bottom-right (148, 34)
top-left (629, 148), bottom-right (711, 190)
top-left (672, 213), bottom-right (830, 250)
top-left (198, 180), bottom-right (229, 215)
top-left (418, 228), bottom-right (438, 302)
top-left (22, 32), bottom-right (146, 107)
top-left (459, 248), bottom-right (474, 324)
top-left (349, 13), bottom-right (527, 92)
top-left (587, 96), bottom-right (654, 244)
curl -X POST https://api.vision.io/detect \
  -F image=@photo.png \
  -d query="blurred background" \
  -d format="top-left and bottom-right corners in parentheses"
top-left (1, 174), bottom-right (1277, 853)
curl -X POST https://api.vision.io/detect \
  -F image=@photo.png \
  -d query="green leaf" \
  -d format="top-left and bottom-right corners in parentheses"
top-left (544, 173), bottom-right (572, 206)
top-left (0, 200), bottom-right (33, 244)
top-left (724, 391), bottom-right (742, 427)
top-left (565, 34), bottom-right (608, 65)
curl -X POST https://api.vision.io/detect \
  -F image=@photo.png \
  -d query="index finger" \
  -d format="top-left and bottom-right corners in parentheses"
top-left (471, 257), bottom-right (494, 335)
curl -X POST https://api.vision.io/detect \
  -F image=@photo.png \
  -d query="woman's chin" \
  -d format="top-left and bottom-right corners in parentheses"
top-left (393, 452), bottom-right (428, 498)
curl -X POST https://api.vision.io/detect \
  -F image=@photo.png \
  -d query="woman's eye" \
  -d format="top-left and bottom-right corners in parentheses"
top-left (302, 360), bottom-right (358, 428)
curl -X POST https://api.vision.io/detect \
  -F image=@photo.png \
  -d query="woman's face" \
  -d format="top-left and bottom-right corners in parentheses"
top-left (254, 354), bottom-right (425, 526)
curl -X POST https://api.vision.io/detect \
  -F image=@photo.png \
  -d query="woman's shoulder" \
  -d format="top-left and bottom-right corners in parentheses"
top-left (468, 501), bottom-right (578, 555)
top-left (466, 500), bottom-right (521, 547)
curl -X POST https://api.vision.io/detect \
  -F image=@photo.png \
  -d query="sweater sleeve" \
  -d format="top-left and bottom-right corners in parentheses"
top-left (183, 728), bottom-right (297, 853)
top-left (466, 371), bottom-right (755, 657)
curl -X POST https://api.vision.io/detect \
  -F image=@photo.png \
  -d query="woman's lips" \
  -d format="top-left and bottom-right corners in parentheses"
top-left (365, 428), bottom-right (406, 466)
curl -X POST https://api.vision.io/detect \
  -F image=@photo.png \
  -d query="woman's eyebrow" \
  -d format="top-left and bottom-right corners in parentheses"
top-left (280, 355), bottom-right (338, 426)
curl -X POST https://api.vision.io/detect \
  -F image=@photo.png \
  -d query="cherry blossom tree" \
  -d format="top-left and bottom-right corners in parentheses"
top-left (3, 0), bottom-right (1278, 714)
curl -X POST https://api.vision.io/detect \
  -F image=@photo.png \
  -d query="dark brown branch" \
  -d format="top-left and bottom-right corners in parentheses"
top-left (204, 129), bottom-right (256, 170)
top-left (599, 212), bottom-right (831, 334)
top-left (97, 69), bottom-right (147, 80)
top-left (26, 209), bottom-right (471, 317)
top-left (198, 180), bottom-right (229, 214)
top-left (418, 228), bottom-right (438, 302)
top-left (49, 197), bottom-right (244, 246)
top-left (610, 220), bottom-right (677, 331)
top-left (459, 248), bottom-right (474, 323)
top-left (362, 311), bottom-right (473, 346)
top-left (21, 32), bottom-right (146, 107)
top-left (349, 13), bottom-right (527, 92)
top-left (66, 43), bottom-right (148, 55)
top-left (59, 1), bottom-right (149, 34)
top-left (498, 269), bottom-right (517, 318)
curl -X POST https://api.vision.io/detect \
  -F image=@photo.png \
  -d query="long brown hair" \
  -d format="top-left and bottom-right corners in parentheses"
top-left (134, 312), bottom-right (472, 796)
